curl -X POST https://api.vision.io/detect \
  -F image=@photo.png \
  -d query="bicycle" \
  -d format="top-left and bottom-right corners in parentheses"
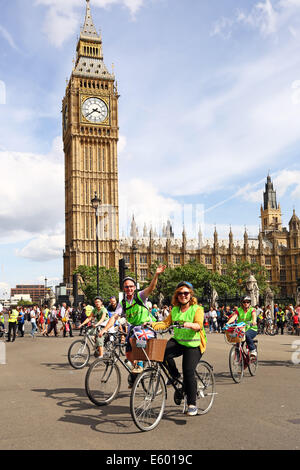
top-left (129, 323), bottom-right (216, 432)
top-left (68, 325), bottom-right (126, 369)
top-left (84, 329), bottom-right (134, 406)
top-left (224, 323), bottom-right (258, 384)
top-left (264, 317), bottom-right (276, 336)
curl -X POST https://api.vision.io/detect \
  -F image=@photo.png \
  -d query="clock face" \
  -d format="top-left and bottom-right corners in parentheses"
top-left (82, 97), bottom-right (108, 123)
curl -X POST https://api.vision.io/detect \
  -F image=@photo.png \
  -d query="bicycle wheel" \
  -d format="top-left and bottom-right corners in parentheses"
top-left (229, 345), bottom-right (244, 383)
top-left (130, 367), bottom-right (166, 432)
top-left (248, 349), bottom-right (258, 376)
top-left (85, 358), bottom-right (121, 406)
top-left (268, 325), bottom-right (276, 336)
top-left (68, 340), bottom-right (90, 369)
top-left (195, 361), bottom-right (215, 414)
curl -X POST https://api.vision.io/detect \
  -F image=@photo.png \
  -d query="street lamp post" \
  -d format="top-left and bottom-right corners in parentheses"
top-left (44, 277), bottom-right (47, 305)
top-left (132, 241), bottom-right (138, 285)
top-left (91, 192), bottom-right (101, 296)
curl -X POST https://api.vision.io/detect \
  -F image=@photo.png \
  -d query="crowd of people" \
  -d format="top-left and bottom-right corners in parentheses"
top-left (203, 302), bottom-right (300, 336)
top-left (0, 302), bottom-right (76, 342)
top-left (1, 297), bottom-right (300, 344)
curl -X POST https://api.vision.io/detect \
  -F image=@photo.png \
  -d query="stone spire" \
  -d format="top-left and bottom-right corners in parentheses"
top-left (263, 174), bottom-right (278, 210)
top-left (130, 215), bottom-right (138, 239)
top-left (81, 0), bottom-right (100, 40)
top-left (73, 0), bottom-right (114, 80)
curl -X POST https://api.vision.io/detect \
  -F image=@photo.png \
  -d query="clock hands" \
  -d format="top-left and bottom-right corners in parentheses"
top-left (85, 107), bottom-right (99, 118)
top-left (85, 107), bottom-right (105, 118)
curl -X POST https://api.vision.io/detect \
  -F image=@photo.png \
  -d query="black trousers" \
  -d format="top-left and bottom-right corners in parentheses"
top-left (164, 338), bottom-right (202, 406)
top-left (47, 321), bottom-right (58, 336)
top-left (8, 322), bottom-right (17, 341)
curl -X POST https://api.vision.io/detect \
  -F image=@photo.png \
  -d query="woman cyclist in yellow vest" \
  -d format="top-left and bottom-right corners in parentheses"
top-left (226, 296), bottom-right (257, 357)
top-left (151, 281), bottom-right (207, 417)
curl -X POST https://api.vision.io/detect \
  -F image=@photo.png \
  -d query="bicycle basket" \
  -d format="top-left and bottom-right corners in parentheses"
top-left (128, 338), bottom-right (168, 362)
top-left (225, 324), bottom-right (245, 344)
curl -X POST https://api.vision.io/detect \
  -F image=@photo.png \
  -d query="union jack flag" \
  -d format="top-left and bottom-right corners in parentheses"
top-left (133, 326), bottom-right (156, 341)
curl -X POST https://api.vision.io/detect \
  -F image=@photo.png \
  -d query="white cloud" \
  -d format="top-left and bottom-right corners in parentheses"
top-left (0, 141), bottom-right (64, 245)
top-left (35, 0), bottom-right (147, 46)
top-left (212, 0), bottom-right (300, 39)
top-left (119, 178), bottom-right (181, 236)
top-left (240, 170), bottom-right (300, 206)
top-left (0, 25), bottom-right (19, 50)
top-left (16, 232), bottom-right (64, 262)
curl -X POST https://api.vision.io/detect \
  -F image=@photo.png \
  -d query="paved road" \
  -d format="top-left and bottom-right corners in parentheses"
top-left (1, 327), bottom-right (299, 450)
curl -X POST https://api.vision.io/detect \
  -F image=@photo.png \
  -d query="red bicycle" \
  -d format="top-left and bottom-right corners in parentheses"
top-left (224, 323), bottom-right (258, 384)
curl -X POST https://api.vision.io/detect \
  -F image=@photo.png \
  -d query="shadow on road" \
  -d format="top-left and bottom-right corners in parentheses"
top-left (256, 360), bottom-right (299, 368)
top-left (32, 386), bottom-right (189, 435)
top-left (41, 362), bottom-right (72, 371)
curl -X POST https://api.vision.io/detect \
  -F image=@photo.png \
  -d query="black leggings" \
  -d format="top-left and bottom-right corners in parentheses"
top-left (164, 338), bottom-right (202, 406)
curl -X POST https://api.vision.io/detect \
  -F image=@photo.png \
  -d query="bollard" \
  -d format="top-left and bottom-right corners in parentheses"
top-left (0, 341), bottom-right (6, 364)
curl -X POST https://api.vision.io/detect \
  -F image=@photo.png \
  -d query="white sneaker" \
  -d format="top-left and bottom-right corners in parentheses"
top-left (187, 406), bottom-right (198, 416)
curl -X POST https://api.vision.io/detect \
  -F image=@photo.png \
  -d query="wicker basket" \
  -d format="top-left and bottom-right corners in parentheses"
top-left (225, 326), bottom-right (245, 344)
top-left (127, 338), bottom-right (168, 362)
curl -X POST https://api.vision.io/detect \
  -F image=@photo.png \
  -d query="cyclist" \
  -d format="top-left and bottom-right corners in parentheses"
top-left (150, 281), bottom-right (207, 417)
top-left (226, 296), bottom-right (258, 357)
top-left (78, 297), bottom-right (108, 358)
top-left (99, 264), bottom-right (167, 375)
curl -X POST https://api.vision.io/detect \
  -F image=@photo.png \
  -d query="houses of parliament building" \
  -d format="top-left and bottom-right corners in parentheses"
top-left (62, 0), bottom-right (300, 298)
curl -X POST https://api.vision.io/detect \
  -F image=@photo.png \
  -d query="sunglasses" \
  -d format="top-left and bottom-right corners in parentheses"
top-left (242, 301), bottom-right (250, 304)
top-left (178, 291), bottom-right (190, 297)
top-left (124, 285), bottom-right (135, 289)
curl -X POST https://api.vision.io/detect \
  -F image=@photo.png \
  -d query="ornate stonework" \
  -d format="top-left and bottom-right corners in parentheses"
top-left (63, 0), bottom-right (119, 284)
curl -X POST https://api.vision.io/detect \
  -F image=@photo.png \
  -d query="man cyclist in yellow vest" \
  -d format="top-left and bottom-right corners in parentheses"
top-left (151, 281), bottom-right (207, 417)
top-left (99, 264), bottom-right (167, 373)
top-left (226, 296), bottom-right (258, 357)
top-left (7, 306), bottom-right (19, 342)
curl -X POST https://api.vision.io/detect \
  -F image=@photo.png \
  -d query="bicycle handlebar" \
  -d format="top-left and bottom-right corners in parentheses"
top-left (143, 321), bottom-right (189, 335)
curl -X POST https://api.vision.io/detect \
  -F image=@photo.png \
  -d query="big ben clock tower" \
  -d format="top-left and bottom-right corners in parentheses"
top-left (63, 0), bottom-right (120, 285)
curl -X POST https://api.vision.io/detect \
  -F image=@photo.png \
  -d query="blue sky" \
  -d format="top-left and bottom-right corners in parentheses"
top-left (1, 0), bottom-right (300, 295)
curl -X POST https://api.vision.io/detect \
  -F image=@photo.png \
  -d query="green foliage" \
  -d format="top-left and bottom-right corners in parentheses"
top-left (142, 260), bottom-right (270, 302)
top-left (74, 264), bottom-right (136, 303)
top-left (17, 300), bottom-right (32, 306)
top-left (75, 265), bottom-right (119, 303)
top-left (75, 260), bottom-right (272, 305)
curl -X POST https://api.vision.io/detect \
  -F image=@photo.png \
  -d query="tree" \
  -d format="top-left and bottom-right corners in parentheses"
top-left (142, 260), bottom-right (272, 304)
top-left (74, 264), bottom-right (136, 303)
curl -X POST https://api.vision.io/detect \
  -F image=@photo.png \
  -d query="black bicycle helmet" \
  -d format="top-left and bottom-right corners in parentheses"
top-left (122, 276), bottom-right (137, 286)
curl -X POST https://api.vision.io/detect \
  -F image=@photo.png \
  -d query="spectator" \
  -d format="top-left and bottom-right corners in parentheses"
top-left (292, 311), bottom-right (300, 336)
top-left (276, 306), bottom-right (285, 335)
top-left (46, 306), bottom-right (59, 337)
top-left (30, 305), bottom-right (38, 338)
top-left (17, 306), bottom-right (25, 338)
top-left (7, 306), bottom-right (18, 342)
top-left (62, 305), bottom-right (73, 338)
top-left (209, 306), bottom-right (218, 333)
top-left (151, 304), bottom-right (159, 320)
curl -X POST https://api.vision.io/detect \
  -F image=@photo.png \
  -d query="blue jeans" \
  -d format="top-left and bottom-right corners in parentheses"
top-left (31, 322), bottom-right (37, 337)
top-left (246, 328), bottom-right (257, 351)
